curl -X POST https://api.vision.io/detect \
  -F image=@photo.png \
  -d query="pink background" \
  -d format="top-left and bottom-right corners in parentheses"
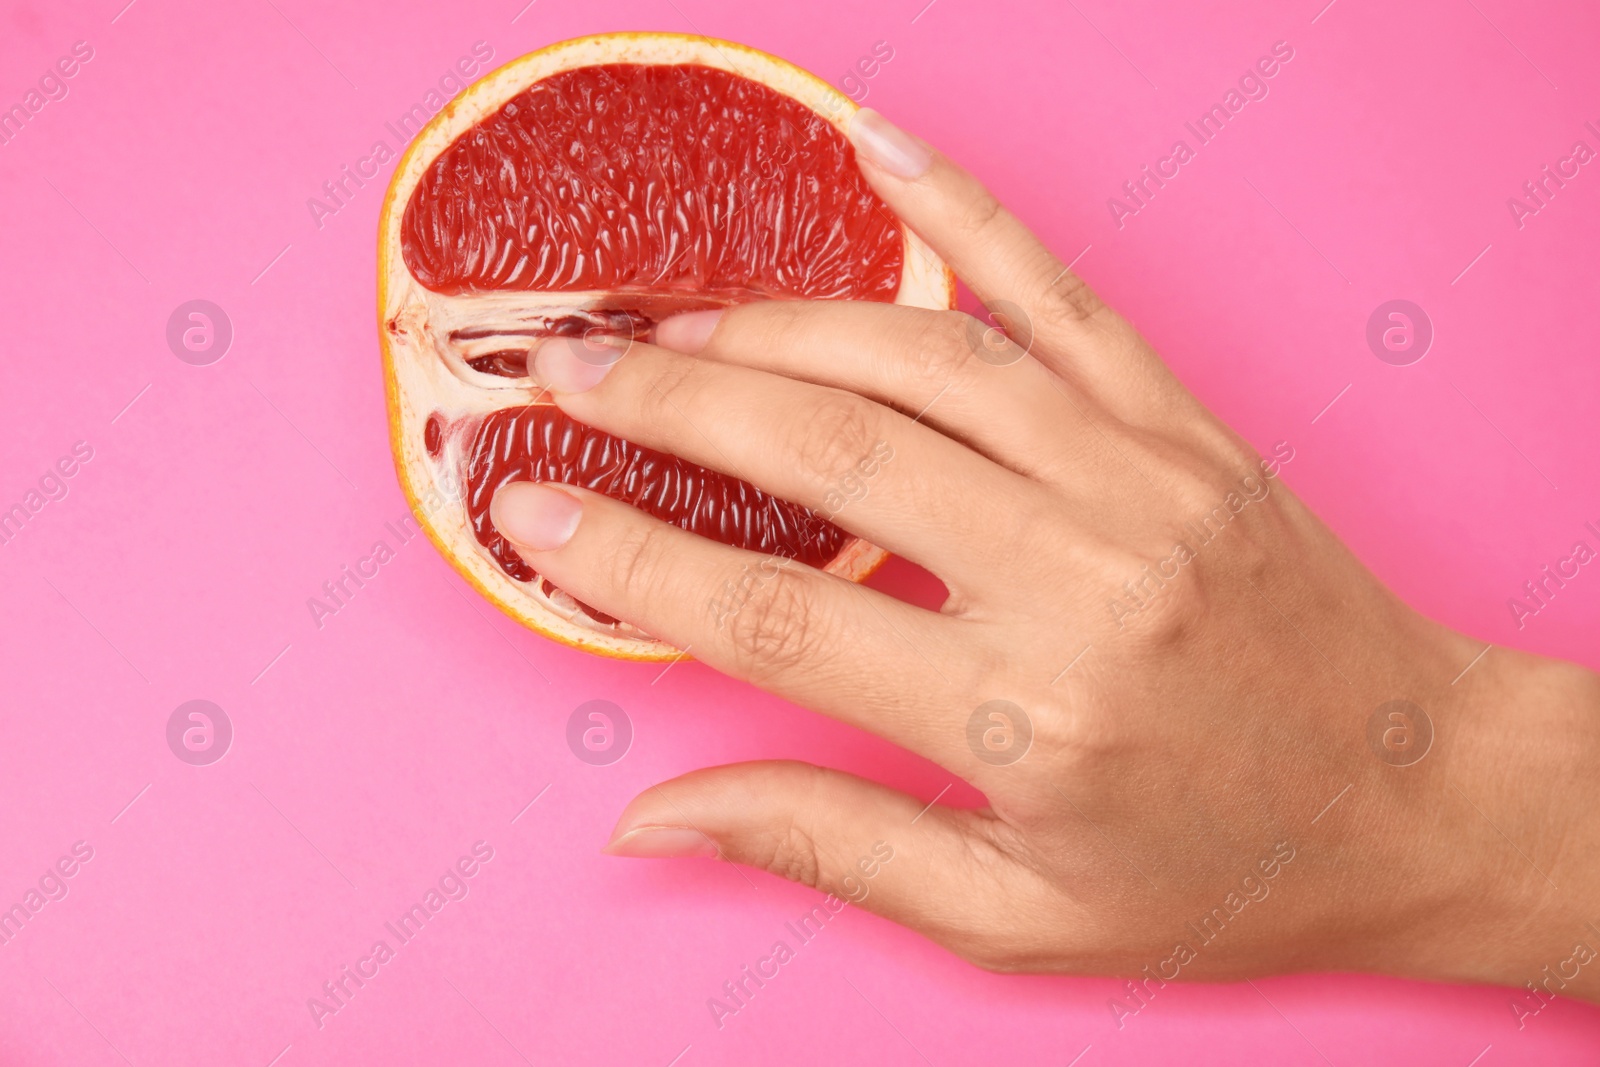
top-left (2, 0), bottom-right (1598, 1063)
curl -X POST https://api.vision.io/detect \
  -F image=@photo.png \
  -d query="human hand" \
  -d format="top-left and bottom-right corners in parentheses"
top-left (488, 108), bottom-right (1600, 1000)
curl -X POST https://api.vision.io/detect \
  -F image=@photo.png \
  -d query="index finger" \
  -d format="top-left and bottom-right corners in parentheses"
top-left (848, 108), bottom-right (1197, 427)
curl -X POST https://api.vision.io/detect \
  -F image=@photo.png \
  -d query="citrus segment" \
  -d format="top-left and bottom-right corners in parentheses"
top-left (400, 63), bottom-right (904, 300)
top-left (463, 406), bottom-right (849, 620)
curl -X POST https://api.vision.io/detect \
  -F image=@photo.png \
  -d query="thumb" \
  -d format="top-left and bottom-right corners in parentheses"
top-left (603, 760), bottom-right (1040, 962)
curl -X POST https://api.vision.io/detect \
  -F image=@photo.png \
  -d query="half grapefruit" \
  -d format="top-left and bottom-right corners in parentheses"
top-left (378, 32), bottom-right (952, 660)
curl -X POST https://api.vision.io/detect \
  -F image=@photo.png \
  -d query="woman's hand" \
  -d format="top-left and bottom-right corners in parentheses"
top-left (488, 108), bottom-right (1600, 998)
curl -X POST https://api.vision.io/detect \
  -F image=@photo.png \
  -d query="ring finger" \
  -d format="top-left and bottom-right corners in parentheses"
top-left (491, 482), bottom-right (976, 765)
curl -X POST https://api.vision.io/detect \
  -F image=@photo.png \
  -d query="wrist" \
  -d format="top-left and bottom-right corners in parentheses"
top-left (1432, 648), bottom-right (1600, 1004)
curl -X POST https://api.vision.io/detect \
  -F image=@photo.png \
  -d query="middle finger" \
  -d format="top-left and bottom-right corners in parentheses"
top-left (532, 334), bottom-right (1057, 599)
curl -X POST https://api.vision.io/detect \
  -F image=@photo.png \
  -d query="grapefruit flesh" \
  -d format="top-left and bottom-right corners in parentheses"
top-left (463, 404), bottom-right (850, 607)
top-left (401, 64), bottom-right (904, 299)
top-left (379, 34), bottom-right (952, 659)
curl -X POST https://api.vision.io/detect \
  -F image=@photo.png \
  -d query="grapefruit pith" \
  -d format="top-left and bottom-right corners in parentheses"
top-left (378, 33), bottom-right (953, 660)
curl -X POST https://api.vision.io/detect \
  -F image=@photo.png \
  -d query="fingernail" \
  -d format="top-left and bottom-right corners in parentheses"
top-left (654, 309), bottom-right (723, 354)
top-left (603, 826), bottom-right (720, 859)
top-left (490, 482), bottom-right (581, 551)
top-left (849, 108), bottom-right (932, 179)
top-left (533, 335), bottom-right (623, 393)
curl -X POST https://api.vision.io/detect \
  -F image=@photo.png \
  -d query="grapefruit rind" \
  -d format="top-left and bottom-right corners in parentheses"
top-left (378, 32), bottom-right (953, 661)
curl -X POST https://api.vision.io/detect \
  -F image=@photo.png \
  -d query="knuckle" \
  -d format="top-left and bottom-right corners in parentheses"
top-left (722, 568), bottom-right (825, 672)
top-left (609, 524), bottom-right (670, 602)
top-left (1096, 532), bottom-right (1208, 647)
top-left (761, 819), bottom-right (823, 888)
top-left (952, 189), bottom-right (1006, 244)
top-left (1190, 420), bottom-right (1264, 475)
top-left (1170, 465), bottom-right (1233, 518)
top-left (1040, 267), bottom-right (1107, 329)
top-left (1020, 697), bottom-right (1092, 763)
top-left (1119, 547), bottom-right (1211, 650)
top-left (914, 309), bottom-right (983, 380)
top-left (1146, 582), bottom-right (1211, 647)
top-left (737, 299), bottom-right (809, 349)
top-left (640, 352), bottom-right (708, 429)
top-left (787, 392), bottom-right (883, 486)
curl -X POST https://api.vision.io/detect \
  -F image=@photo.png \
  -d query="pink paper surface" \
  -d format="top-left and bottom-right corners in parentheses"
top-left (3, 0), bottom-right (1598, 1063)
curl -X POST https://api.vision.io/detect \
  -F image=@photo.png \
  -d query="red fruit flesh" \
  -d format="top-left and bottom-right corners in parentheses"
top-left (401, 64), bottom-right (903, 299)
top-left (400, 62), bottom-right (903, 625)
top-left (465, 406), bottom-right (849, 619)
